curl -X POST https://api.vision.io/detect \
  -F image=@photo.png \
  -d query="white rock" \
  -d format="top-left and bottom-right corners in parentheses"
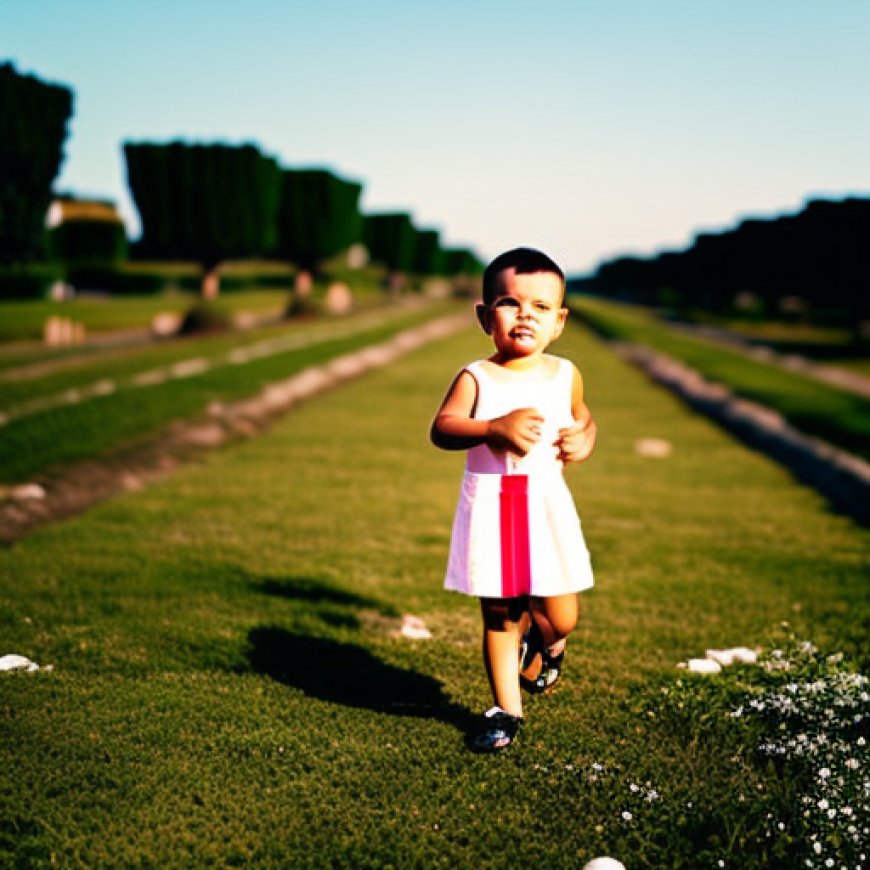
top-left (584, 858), bottom-right (627, 870)
top-left (11, 483), bottom-right (46, 501)
top-left (682, 658), bottom-right (723, 674)
top-left (325, 282), bottom-right (353, 315)
top-left (0, 654), bottom-right (40, 672)
top-left (706, 647), bottom-right (758, 666)
top-left (634, 438), bottom-right (672, 458)
top-left (399, 615), bottom-right (432, 640)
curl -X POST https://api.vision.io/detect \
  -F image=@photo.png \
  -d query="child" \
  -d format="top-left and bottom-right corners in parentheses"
top-left (431, 247), bottom-right (596, 752)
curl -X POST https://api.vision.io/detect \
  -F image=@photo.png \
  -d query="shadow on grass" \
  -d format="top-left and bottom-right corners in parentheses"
top-left (246, 626), bottom-right (471, 732)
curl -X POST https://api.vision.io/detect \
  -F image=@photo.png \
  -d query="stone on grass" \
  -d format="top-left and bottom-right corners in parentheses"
top-left (0, 654), bottom-right (45, 672)
top-left (583, 858), bottom-right (626, 870)
top-left (397, 615), bottom-right (432, 640)
top-left (11, 484), bottom-right (46, 501)
top-left (325, 282), bottom-right (353, 315)
top-left (151, 311), bottom-right (183, 337)
top-left (634, 438), bottom-right (672, 458)
top-left (681, 658), bottom-right (723, 674)
top-left (706, 647), bottom-right (758, 666)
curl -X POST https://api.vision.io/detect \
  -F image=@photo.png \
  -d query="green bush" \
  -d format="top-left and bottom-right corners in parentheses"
top-left (177, 301), bottom-right (234, 335)
top-left (46, 218), bottom-right (128, 266)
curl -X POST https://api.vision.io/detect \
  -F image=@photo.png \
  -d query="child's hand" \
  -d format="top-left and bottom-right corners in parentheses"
top-left (487, 407), bottom-right (545, 456)
top-left (555, 412), bottom-right (597, 463)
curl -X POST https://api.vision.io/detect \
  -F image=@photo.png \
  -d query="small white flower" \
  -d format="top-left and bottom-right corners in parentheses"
top-left (621, 811), bottom-right (632, 821)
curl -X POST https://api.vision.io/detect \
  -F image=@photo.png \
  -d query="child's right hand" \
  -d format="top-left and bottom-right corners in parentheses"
top-left (487, 407), bottom-right (544, 456)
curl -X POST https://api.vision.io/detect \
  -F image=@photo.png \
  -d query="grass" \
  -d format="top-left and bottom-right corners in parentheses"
top-left (0, 260), bottom-right (394, 344)
top-left (1, 316), bottom-right (867, 867)
top-left (0, 290), bottom-right (298, 343)
top-left (690, 316), bottom-right (870, 376)
top-left (0, 300), bottom-right (455, 482)
top-left (571, 296), bottom-right (870, 461)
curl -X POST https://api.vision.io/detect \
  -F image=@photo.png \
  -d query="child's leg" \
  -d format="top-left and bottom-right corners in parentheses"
top-left (526, 593), bottom-right (579, 666)
top-left (479, 596), bottom-right (526, 717)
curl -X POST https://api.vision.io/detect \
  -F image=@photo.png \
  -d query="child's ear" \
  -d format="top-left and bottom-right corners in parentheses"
top-left (552, 307), bottom-right (568, 340)
top-left (475, 303), bottom-right (493, 335)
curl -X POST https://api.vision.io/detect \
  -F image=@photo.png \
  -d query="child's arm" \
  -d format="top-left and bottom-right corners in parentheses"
top-left (555, 364), bottom-right (597, 464)
top-left (431, 370), bottom-right (544, 455)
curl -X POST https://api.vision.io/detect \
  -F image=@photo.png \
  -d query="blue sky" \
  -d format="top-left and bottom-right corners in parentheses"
top-left (3, 0), bottom-right (869, 274)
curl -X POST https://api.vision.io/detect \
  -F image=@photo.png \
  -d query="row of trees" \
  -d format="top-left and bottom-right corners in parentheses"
top-left (583, 197), bottom-right (870, 329)
top-left (0, 62), bottom-right (481, 295)
top-left (0, 62), bottom-right (73, 265)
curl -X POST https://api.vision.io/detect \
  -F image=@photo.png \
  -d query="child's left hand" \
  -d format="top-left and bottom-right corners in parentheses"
top-left (555, 409), bottom-right (597, 463)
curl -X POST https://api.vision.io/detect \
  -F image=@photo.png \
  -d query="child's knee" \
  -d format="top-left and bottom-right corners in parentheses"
top-left (549, 610), bottom-right (578, 638)
top-left (535, 595), bottom-right (579, 638)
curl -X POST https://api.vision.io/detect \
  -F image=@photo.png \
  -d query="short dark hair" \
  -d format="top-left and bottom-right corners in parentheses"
top-left (482, 247), bottom-right (565, 305)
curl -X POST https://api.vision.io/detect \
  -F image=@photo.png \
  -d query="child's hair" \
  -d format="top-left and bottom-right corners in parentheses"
top-left (482, 247), bottom-right (565, 305)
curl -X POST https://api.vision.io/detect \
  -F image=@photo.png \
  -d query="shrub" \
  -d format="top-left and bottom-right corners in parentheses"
top-left (177, 302), bottom-right (233, 335)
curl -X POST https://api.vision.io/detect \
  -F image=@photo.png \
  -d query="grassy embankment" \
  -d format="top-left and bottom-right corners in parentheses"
top-left (1, 318), bottom-right (867, 867)
top-left (0, 298), bottom-right (457, 483)
top-left (571, 296), bottom-right (870, 461)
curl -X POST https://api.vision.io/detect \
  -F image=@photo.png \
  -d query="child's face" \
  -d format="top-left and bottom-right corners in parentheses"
top-left (476, 268), bottom-right (567, 362)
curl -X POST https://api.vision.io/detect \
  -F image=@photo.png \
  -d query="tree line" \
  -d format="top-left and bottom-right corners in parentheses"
top-left (579, 197), bottom-right (870, 331)
top-left (0, 62), bottom-right (481, 296)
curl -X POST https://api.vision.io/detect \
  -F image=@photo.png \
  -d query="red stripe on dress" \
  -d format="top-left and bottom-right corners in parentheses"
top-left (499, 475), bottom-right (531, 597)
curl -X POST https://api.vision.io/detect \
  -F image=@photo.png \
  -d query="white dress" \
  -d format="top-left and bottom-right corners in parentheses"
top-left (444, 355), bottom-right (594, 598)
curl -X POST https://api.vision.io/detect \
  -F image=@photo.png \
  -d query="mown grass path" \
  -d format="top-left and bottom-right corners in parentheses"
top-left (1, 318), bottom-right (867, 867)
top-left (572, 297), bottom-right (870, 462)
top-left (0, 301), bottom-right (454, 482)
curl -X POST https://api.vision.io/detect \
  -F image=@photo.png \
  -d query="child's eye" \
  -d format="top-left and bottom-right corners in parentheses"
top-left (492, 298), bottom-right (520, 309)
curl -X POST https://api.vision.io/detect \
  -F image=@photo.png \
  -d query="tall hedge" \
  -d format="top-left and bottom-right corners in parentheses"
top-left (412, 228), bottom-right (446, 275)
top-left (589, 196), bottom-right (870, 328)
top-left (363, 212), bottom-right (417, 273)
top-left (0, 63), bottom-right (73, 264)
top-left (47, 218), bottom-right (128, 266)
top-left (275, 168), bottom-right (363, 271)
top-left (442, 247), bottom-right (483, 276)
top-left (123, 141), bottom-right (281, 287)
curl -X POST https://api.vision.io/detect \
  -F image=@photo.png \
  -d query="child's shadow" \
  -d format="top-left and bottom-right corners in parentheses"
top-left (246, 626), bottom-right (471, 732)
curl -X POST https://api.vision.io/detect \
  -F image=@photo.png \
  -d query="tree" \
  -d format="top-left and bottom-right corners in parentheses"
top-left (412, 227), bottom-right (446, 276)
top-left (46, 197), bottom-right (128, 266)
top-left (0, 63), bottom-right (73, 264)
top-left (275, 168), bottom-right (363, 274)
top-left (442, 247), bottom-right (483, 277)
top-left (363, 212), bottom-right (417, 274)
top-left (123, 141), bottom-right (281, 296)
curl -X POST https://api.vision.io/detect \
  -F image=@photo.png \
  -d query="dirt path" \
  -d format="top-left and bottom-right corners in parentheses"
top-left (0, 311), bottom-right (470, 545)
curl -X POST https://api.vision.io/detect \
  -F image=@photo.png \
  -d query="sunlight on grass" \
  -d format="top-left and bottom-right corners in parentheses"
top-left (1, 317), bottom-right (867, 867)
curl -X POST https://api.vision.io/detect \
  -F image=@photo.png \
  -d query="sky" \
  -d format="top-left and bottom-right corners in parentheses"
top-left (3, 0), bottom-right (869, 275)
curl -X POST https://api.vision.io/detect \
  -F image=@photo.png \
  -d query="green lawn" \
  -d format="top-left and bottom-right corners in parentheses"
top-left (571, 296), bottom-right (870, 461)
top-left (1, 318), bottom-right (867, 868)
top-left (0, 290), bottom-right (300, 343)
top-left (0, 300), bottom-right (455, 482)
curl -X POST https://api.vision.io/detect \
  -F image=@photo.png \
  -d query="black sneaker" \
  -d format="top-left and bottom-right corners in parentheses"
top-left (470, 706), bottom-right (523, 752)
